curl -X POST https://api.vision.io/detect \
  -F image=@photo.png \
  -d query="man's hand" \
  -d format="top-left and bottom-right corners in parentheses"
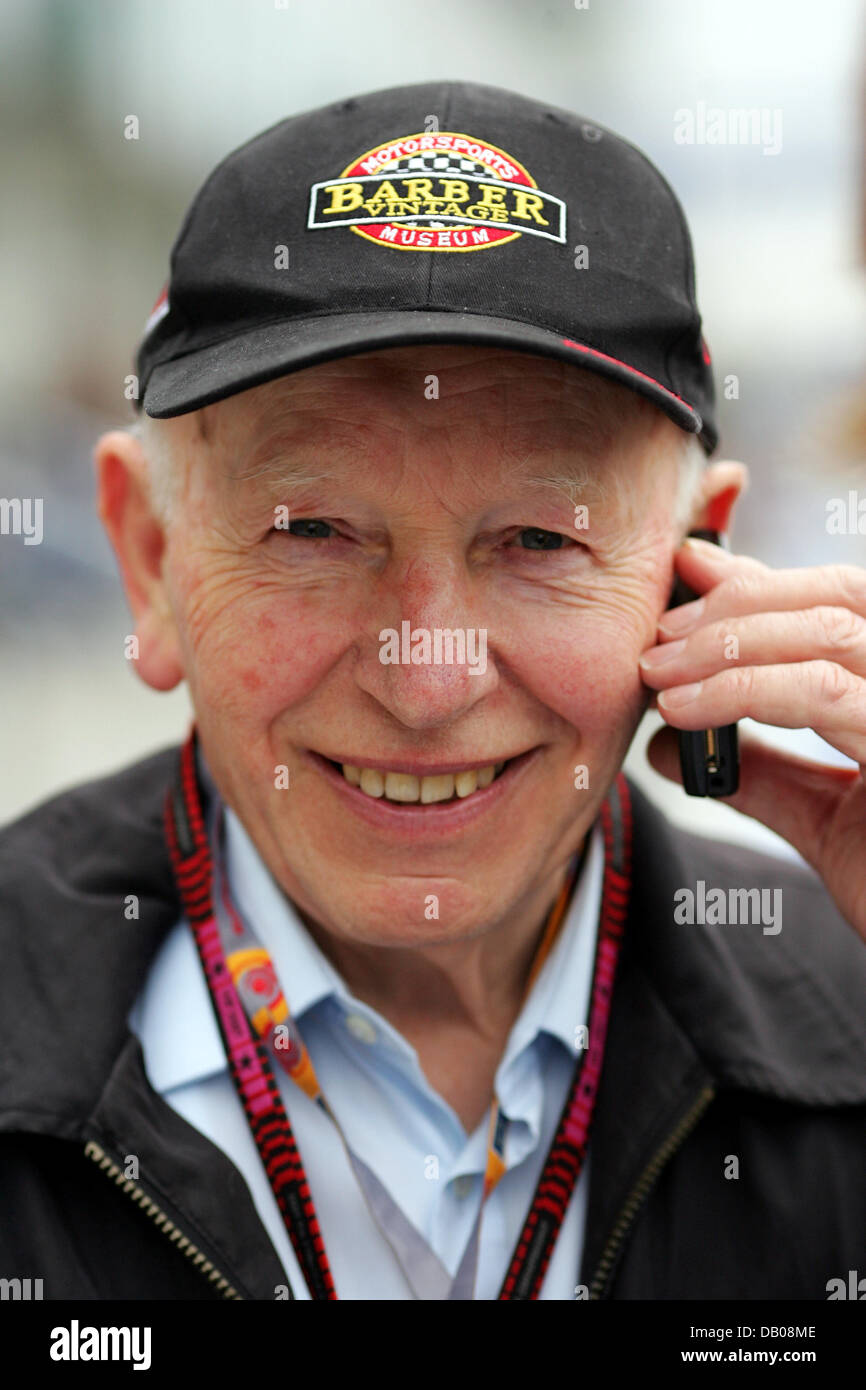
top-left (639, 537), bottom-right (866, 944)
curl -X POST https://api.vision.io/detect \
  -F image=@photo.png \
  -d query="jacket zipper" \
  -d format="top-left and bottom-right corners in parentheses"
top-left (588, 1083), bottom-right (715, 1300)
top-left (84, 1139), bottom-right (243, 1300)
top-left (85, 1087), bottom-right (713, 1302)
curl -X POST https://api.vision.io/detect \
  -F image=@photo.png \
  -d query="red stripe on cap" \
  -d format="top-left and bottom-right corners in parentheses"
top-left (560, 339), bottom-right (700, 422)
top-left (143, 283), bottom-right (170, 335)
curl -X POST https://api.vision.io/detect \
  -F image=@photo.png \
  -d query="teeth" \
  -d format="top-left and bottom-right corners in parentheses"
top-left (454, 770), bottom-right (478, 798)
top-left (421, 774), bottom-right (454, 804)
top-left (384, 772), bottom-right (420, 802)
top-left (340, 761), bottom-right (505, 804)
top-left (359, 768), bottom-right (385, 798)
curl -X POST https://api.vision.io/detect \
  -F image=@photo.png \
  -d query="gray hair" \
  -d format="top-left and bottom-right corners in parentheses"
top-left (673, 432), bottom-right (707, 529)
top-left (128, 413), bottom-right (180, 525)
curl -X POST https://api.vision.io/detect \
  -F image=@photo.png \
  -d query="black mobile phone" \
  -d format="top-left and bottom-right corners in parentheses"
top-left (667, 527), bottom-right (740, 798)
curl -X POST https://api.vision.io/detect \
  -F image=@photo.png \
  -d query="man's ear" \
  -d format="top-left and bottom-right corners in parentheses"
top-left (688, 458), bottom-right (749, 535)
top-left (94, 428), bottom-right (185, 692)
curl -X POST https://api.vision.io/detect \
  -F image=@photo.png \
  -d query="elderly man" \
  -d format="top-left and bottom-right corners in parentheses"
top-left (1, 82), bottom-right (864, 1303)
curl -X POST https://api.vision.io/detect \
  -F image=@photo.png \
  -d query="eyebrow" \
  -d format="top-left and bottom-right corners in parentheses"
top-left (522, 466), bottom-right (611, 505)
top-left (498, 417), bottom-right (625, 506)
top-left (225, 453), bottom-right (608, 509)
top-left (218, 427), bottom-right (339, 496)
top-left (510, 427), bottom-right (621, 507)
top-left (216, 418), bottom-right (617, 510)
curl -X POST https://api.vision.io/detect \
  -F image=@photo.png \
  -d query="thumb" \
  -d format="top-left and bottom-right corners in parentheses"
top-left (645, 723), bottom-right (859, 868)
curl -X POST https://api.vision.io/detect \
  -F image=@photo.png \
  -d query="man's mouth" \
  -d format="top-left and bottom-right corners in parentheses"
top-left (335, 760), bottom-right (507, 805)
top-left (308, 750), bottom-right (535, 809)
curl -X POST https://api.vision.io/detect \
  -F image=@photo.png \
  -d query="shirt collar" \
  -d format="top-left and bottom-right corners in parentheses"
top-left (222, 800), bottom-right (347, 1021)
top-left (131, 750), bottom-right (603, 1093)
top-left (497, 820), bottom-right (603, 1075)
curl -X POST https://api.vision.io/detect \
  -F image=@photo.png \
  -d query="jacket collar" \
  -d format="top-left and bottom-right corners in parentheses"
top-left (2, 742), bottom-right (865, 1293)
top-left (620, 777), bottom-right (866, 1107)
top-left (0, 746), bottom-right (180, 1140)
top-left (2, 742), bottom-right (865, 1132)
top-left (578, 777), bottom-right (866, 1287)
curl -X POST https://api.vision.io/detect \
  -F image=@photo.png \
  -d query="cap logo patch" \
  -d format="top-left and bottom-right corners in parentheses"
top-left (307, 131), bottom-right (566, 252)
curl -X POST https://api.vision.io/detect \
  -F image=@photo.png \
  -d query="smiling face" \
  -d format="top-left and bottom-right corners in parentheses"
top-left (107, 346), bottom-right (701, 952)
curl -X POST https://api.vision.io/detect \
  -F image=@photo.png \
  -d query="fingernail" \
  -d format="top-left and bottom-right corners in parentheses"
top-left (658, 681), bottom-right (703, 707)
top-left (682, 536), bottom-right (726, 553)
top-left (659, 597), bottom-right (705, 634)
top-left (640, 638), bottom-right (686, 668)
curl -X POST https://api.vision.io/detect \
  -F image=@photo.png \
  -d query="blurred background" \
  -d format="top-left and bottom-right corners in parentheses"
top-left (1, 0), bottom-right (864, 858)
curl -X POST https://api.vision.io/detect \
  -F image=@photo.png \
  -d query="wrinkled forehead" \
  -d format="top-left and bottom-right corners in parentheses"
top-left (152, 345), bottom-right (685, 526)
top-left (192, 345), bottom-right (669, 462)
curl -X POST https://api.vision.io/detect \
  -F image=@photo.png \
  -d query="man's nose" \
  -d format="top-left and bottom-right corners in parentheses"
top-left (353, 555), bottom-right (499, 731)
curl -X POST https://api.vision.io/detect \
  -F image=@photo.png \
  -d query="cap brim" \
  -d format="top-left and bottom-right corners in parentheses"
top-left (141, 310), bottom-right (711, 450)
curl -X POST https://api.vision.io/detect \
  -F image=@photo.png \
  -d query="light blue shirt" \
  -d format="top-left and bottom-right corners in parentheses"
top-left (128, 778), bottom-right (604, 1300)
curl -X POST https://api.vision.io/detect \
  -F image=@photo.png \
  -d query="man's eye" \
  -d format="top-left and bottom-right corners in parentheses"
top-left (285, 518), bottom-right (334, 539)
top-left (515, 527), bottom-right (572, 551)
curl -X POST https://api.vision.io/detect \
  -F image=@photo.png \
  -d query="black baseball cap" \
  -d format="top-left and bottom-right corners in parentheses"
top-left (134, 80), bottom-right (718, 453)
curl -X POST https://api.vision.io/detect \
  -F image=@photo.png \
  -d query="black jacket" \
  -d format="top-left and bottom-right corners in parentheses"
top-left (1, 746), bottom-right (864, 1300)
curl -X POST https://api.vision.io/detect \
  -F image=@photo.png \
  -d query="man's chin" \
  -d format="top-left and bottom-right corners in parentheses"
top-left (298, 897), bottom-right (513, 953)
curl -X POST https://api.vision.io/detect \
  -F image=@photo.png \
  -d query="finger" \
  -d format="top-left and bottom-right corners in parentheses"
top-left (640, 606), bottom-right (866, 686)
top-left (674, 535), bottom-right (768, 587)
top-left (660, 550), bottom-right (866, 638)
top-left (654, 661), bottom-right (866, 766)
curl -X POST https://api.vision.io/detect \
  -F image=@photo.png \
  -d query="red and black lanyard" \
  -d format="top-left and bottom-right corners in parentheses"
top-left (164, 727), bottom-right (632, 1299)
